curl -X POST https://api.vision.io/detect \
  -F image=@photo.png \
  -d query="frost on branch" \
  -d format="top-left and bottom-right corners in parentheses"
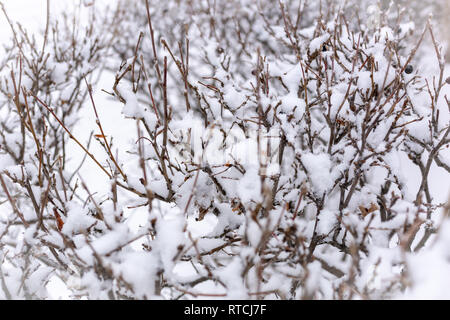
top-left (0, 0), bottom-right (449, 299)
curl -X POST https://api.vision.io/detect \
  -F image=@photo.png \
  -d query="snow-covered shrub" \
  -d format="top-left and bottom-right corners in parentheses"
top-left (0, 1), bottom-right (122, 299)
top-left (0, 0), bottom-right (448, 299)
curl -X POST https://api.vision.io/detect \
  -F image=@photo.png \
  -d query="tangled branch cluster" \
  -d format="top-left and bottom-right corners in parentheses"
top-left (0, 0), bottom-right (448, 299)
